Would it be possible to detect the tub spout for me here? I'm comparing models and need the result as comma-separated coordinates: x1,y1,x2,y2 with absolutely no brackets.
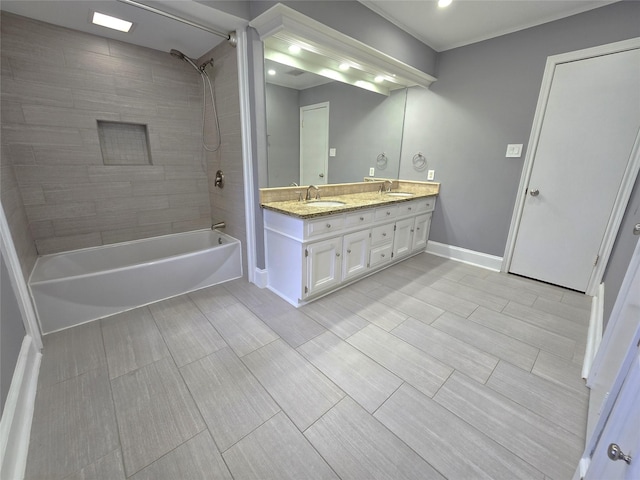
212,222,226,230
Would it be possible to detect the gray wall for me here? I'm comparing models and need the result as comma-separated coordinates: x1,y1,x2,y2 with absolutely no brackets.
249,1,438,76
1,251,26,414
399,1,640,258
266,83,300,186
1,12,211,255
299,84,405,184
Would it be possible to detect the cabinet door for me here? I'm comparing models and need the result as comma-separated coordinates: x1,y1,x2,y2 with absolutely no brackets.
305,237,342,297
393,217,414,259
342,229,370,281
411,213,432,252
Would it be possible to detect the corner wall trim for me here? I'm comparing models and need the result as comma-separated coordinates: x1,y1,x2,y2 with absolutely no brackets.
253,268,268,288
582,282,605,380
0,335,41,479
426,241,503,271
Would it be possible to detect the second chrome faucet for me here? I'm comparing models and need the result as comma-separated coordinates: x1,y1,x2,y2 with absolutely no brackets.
306,185,320,200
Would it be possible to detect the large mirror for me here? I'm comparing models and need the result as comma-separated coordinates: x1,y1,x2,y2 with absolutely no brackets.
265,60,407,187
251,3,436,188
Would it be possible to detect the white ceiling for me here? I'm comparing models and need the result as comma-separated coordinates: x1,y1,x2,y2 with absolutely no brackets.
361,0,619,52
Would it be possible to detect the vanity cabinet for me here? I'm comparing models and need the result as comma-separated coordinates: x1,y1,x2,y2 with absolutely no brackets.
264,196,436,306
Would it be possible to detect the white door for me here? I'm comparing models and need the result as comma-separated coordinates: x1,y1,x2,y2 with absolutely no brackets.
305,237,341,297
342,229,370,281
411,213,431,252
392,218,414,259
300,102,329,186
510,48,640,292
584,351,640,480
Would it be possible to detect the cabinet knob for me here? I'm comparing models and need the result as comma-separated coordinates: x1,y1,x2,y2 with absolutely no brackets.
381,253,385,258
336,253,340,257
359,217,364,221
326,223,331,228
386,211,391,215
347,249,352,254
382,232,386,237
416,227,421,231
408,207,412,210
411,229,414,233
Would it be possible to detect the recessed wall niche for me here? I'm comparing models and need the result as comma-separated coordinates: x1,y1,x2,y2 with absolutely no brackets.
97,120,152,166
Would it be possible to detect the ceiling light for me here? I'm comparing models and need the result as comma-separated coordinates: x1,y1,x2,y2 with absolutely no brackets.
288,45,301,54
92,12,133,32
267,69,276,76
338,63,350,71
438,0,452,7
374,76,384,83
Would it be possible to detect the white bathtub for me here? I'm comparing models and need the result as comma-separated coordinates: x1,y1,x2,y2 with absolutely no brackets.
29,229,242,334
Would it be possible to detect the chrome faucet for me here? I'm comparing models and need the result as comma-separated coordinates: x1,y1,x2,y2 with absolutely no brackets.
383,179,393,192
306,185,320,200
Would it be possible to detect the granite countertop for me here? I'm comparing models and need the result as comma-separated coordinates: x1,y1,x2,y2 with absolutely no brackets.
261,190,437,219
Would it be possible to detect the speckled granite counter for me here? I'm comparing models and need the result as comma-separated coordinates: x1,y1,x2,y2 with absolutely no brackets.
260,180,439,219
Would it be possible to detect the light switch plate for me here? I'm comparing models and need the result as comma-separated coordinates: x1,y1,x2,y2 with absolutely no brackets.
329,148,336,157
427,170,435,181
506,144,523,158
369,167,375,176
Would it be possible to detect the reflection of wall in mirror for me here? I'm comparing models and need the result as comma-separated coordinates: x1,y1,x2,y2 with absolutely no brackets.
265,81,406,187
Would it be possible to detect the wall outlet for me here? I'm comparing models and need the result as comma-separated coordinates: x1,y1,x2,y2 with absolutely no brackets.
329,148,336,157
506,144,523,157
427,170,435,181
369,167,375,176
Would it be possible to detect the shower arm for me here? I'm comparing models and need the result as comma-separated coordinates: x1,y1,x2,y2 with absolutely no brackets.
117,0,237,46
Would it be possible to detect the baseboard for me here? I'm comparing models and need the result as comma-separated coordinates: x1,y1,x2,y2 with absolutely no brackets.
0,335,41,479
253,267,268,288
582,282,604,381
426,241,503,272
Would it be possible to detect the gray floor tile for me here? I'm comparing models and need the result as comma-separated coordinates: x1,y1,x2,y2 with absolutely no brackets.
306,397,444,480
300,294,370,339
297,331,402,413
432,311,540,371
561,290,593,310
64,448,125,480
503,301,587,344
180,347,280,452
392,317,498,383
188,284,240,313
333,289,409,331
459,274,538,305
485,271,564,302
247,304,325,348
366,284,446,324
25,367,118,480
224,278,282,310
101,307,169,379
202,302,279,357
487,361,588,437
398,282,480,318
130,431,232,480
242,339,345,430
434,371,583,480
468,306,576,359
347,324,453,397
532,350,589,396
149,295,227,367
429,277,508,312
533,296,591,325
37,321,106,388
223,412,338,480
111,357,206,476
375,384,544,480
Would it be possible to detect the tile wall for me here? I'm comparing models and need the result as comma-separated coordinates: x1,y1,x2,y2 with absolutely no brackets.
1,12,213,255
199,41,248,275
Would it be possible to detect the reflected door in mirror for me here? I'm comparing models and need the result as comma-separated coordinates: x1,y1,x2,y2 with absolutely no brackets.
300,102,329,185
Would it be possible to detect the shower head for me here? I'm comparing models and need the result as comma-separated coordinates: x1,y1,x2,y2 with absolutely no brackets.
169,49,201,73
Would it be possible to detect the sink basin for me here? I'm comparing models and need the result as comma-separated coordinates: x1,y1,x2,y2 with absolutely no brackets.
306,200,346,207
385,192,415,197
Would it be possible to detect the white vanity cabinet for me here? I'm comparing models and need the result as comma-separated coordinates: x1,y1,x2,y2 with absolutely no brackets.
263,196,436,306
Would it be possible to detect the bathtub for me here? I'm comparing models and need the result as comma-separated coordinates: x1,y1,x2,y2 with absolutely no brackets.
29,229,242,334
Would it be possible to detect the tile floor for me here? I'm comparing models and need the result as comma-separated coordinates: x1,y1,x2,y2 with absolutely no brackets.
25,253,591,480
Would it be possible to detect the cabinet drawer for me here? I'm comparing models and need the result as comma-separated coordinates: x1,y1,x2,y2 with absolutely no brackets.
369,243,393,267
345,210,374,227
371,223,394,246
307,215,344,238
414,197,436,213
375,205,398,221
397,200,421,217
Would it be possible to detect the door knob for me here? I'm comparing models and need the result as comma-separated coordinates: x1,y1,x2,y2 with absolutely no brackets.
319,173,324,178
633,223,640,236
608,443,632,464
529,189,540,197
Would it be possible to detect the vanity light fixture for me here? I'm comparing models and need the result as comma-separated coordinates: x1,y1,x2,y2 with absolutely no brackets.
288,44,301,54
267,69,276,76
374,75,384,83
338,63,350,71
92,11,133,32
438,0,452,7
